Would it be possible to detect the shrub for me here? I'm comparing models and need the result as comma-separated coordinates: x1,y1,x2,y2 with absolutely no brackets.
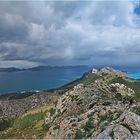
75,129,85,139
102,101,112,106
100,122,108,132
87,112,94,118
83,118,94,132
99,113,113,122
115,93,122,100
53,124,60,130
72,123,77,127
133,107,140,116
49,108,56,116
44,123,50,132
0,119,13,131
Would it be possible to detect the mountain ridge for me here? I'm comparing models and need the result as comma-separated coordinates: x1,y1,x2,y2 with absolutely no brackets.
0,65,88,72
0,67,140,139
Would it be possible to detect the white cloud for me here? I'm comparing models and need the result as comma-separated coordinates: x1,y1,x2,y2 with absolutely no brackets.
0,1,140,67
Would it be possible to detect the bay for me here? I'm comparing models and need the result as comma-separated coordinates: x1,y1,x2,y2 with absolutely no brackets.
0,66,91,95
0,66,140,95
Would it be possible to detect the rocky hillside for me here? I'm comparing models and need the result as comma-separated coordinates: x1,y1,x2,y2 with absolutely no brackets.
1,67,140,139
45,67,140,139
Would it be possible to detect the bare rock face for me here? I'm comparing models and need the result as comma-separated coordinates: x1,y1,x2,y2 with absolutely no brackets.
120,111,140,132
92,67,126,77
95,124,132,140
113,125,132,140
110,83,135,97
94,111,140,140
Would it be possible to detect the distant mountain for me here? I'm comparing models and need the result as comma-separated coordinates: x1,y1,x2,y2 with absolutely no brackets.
0,67,22,72
0,65,88,72
28,65,88,71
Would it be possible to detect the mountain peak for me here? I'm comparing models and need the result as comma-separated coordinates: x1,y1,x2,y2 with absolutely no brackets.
91,67,126,77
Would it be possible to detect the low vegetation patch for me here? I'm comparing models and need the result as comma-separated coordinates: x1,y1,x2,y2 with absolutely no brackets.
132,106,140,116
75,129,85,139
99,112,114,131
99,113,113,122
0,118,13,131
44,123,50,132
13,111,45,129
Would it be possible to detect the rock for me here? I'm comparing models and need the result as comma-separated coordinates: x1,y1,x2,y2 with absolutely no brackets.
113,125,132,139
92,68,98,74
110,83,135,97
121,111,140,132
94,126,113,139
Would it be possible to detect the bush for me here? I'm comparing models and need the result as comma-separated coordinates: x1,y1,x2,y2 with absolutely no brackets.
100,122,108,132
102,101,112,106
83,118,94,132
99,113,113,122
44,123,50,132
133,107,140,116
53,124,60,130
49,108,56,116
75,129,85,139
87,112,94,118
0,119,13,131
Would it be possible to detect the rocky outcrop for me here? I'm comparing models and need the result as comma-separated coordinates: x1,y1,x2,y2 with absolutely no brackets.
44,68,138,139
92,67,126,77
95,111,140,139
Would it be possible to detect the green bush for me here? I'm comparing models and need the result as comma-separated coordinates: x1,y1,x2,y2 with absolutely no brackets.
83,118,94,132
44,123,50,132
0,119,13,131
87,112,94,118
100,122,108,132
99,113,113,122
115,93,122,100
49,108,56,116
75,129,85,139
133,107,140,116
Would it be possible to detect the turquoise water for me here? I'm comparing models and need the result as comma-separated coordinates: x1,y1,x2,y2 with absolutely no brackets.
0,66,139,95
127,71,140,79
117,67,140,79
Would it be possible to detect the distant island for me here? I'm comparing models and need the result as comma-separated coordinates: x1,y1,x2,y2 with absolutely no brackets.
0,65,88,72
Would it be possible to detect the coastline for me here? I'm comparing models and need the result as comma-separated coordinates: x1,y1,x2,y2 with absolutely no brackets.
0,67,140,99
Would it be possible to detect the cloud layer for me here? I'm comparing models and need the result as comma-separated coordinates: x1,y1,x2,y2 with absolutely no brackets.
0,1,140,68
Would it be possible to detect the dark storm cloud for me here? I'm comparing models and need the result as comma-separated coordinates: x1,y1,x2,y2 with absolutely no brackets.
0,1,140,68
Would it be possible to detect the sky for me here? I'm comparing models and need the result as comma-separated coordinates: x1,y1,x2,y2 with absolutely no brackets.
0,1,140,68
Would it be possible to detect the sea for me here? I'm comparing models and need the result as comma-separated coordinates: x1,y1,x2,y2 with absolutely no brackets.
0,66,139,95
